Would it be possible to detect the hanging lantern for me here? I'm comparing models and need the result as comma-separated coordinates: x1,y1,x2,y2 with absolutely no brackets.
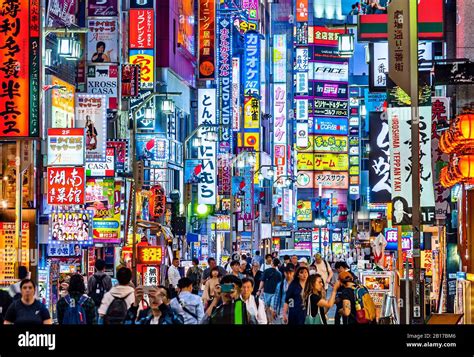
338,32,354,58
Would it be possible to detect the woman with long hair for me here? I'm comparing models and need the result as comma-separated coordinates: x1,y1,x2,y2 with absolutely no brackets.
303,273,341,325
282,266,309,325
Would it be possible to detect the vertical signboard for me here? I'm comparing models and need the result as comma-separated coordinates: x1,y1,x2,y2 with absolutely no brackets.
273,35,287,83
197,89,217,204
348,94,360,198
369,112,391,203
51,76,76,128
217,16,233,153
273,84,287,182
243,31,260,96
129,9,154,49
87,65,118,109
0,0,40,137
47,167,86,205
198,0,216,80
232,58,240,131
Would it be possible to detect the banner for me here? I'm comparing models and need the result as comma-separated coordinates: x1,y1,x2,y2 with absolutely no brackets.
197,89,217,204
47,0,76,27
369,111,391,203
297,153,348,171
87,65,118,109
217,16,233,153
297,134,348,153
47,128,85,166
87,18,118,63
121,64,140,97
129,9,154,49
309,117,348,135
431,97,450,219
47,167,85,205
311,99,348,117
75,94,107,162
312,62,349,82
198,0,215,80
388,104,435,225
244,97,260,128
0,0,40,137
243,31,260,96
107,139,128,173
88,0,117,16
296,171,349,189
85,179,122,243
86,147,115,177
51,76,75,128
50,211,92,244
129,50,154,89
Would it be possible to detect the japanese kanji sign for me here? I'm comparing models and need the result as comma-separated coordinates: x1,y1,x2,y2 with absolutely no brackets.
309,26,343,46
0,0,40,137
137,246,162,265
297,153,348,171
129,49,154,89
149,184,166,218
197,88,217,204
296,134,348,153
296,171,349,189
369,112,391,203
198,0,215,80
47,167,86,205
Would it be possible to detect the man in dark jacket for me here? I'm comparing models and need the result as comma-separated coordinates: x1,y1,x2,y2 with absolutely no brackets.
124,286,183,325
87,259,113,308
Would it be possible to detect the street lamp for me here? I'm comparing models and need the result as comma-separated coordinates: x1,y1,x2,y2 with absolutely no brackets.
161,98,175,115
338,32,355,58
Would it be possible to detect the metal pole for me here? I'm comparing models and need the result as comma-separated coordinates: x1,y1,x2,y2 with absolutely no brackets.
409,1,422,324
14,141,22,278
131,109,138,285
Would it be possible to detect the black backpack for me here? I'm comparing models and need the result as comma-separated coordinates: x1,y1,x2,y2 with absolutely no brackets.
104,292,133,325
89,274,106,307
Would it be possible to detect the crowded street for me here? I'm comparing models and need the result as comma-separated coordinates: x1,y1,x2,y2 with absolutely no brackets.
0,0,473,340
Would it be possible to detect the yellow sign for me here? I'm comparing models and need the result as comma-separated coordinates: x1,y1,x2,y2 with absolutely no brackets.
130,50,155,87
296,201,312,221
297,135,348,153
297,153,349,171
421,250,433,276
242,132,260,183
51,76,75,128
244,97,260,129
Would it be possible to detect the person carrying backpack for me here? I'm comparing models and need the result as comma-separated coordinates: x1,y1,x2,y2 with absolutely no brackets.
87,259,113,309
338,271,377,325
57,274,96,325
98,267,135,324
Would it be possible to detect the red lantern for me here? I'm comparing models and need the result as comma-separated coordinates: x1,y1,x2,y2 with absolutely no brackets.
149,185,166,218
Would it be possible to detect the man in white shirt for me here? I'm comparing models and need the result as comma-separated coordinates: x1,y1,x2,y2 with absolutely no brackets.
311,253,333,286
259,254,273,272
167,258,182,293
241,277,267,324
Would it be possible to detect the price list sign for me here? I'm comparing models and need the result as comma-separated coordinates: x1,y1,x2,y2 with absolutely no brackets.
0,223,29,283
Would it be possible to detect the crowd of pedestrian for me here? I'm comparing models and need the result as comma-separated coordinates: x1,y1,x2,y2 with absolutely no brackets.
1,251,376,325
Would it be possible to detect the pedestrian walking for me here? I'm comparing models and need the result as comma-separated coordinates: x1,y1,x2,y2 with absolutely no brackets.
241,277,266,324
170,278,205,324
202,267,221,309
87,259,113,309
270,263,295,324
303,274,341,325
282,266,309,325
57,274,96,325
186,258,203,295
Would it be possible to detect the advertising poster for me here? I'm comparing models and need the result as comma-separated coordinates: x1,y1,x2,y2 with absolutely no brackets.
0,223,29,282
47,0,76,27
88,0,118,16
75,94,107,161
47,128,85,166
129,50,154,89
49,212,92,244
129,9,154,49
107,139,128,172
198,0,215,80
121,64,140,97
297,153,348,171
51,76,75,128
85,179,122,243
47,167,85,205
87,18,118,63
0,0,40,137
185,159,203,184
86,65,118,109
296,171,349,189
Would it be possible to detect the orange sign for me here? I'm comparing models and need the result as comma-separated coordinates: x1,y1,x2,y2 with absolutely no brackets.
296,0,309,22
0,0,40,137
198,0,215,79
137,246,163,265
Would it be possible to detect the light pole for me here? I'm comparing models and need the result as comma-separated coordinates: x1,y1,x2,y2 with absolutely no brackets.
130,91,180,284
314,184,327,255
